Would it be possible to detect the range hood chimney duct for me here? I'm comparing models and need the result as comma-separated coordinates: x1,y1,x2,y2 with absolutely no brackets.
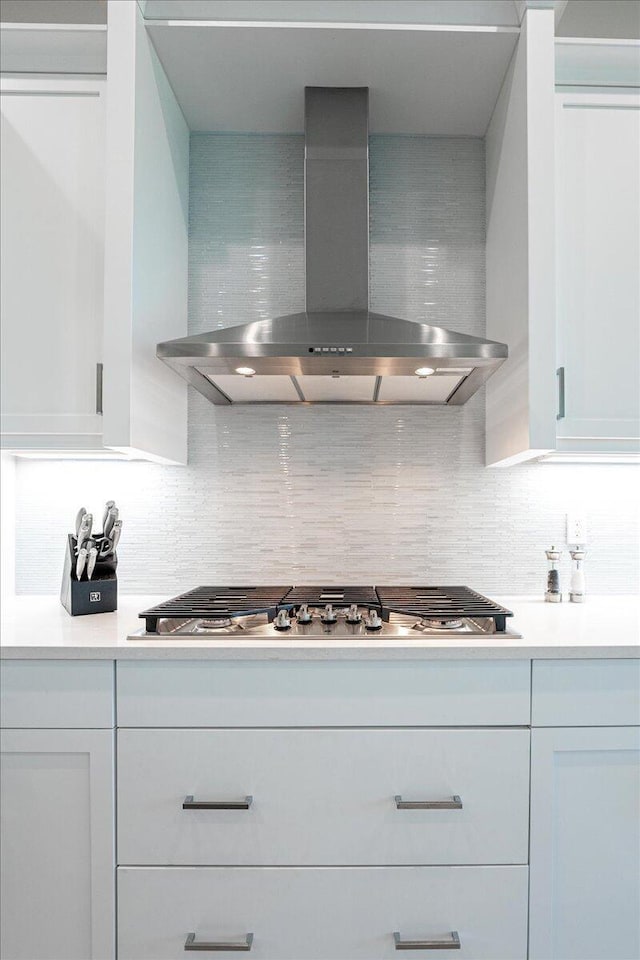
305,87,369,313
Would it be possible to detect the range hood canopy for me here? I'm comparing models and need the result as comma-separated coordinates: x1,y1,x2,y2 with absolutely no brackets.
158,87,507,405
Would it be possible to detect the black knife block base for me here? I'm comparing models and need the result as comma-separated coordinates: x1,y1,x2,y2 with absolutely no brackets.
60,534,118,616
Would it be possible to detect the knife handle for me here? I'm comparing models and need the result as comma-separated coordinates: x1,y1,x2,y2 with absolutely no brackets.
102,500,115,531
86,547,98,581
104,507,118,538
76,548,88,580
75,508,87,537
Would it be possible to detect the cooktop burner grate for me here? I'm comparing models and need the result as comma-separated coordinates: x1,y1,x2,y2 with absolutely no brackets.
140,586,292,633
139,585,513,634
281,586,380,608
375,586,513,632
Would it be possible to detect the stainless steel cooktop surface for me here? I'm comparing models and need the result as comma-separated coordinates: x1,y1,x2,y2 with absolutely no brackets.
133,587,519,640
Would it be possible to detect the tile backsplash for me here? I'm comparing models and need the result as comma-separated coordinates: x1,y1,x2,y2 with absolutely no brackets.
13,134,639,595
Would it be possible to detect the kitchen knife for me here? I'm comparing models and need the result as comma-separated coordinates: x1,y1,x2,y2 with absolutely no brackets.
75,507,87,537
86,546,98,581
104,506,119,539
76,513,93,553
101,500,115,531
76,547,88,580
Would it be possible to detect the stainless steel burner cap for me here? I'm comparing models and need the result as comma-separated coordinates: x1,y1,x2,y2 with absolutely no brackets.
196,618,234,631
420,618,464,630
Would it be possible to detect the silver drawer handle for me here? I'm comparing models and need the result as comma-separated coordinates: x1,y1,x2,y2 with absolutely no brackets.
394,931,461,951
395,795,462,810
185,932,253,952
183,795,253,810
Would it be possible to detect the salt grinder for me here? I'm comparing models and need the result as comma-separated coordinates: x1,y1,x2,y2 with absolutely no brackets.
545,546,562,602
569,548,586,603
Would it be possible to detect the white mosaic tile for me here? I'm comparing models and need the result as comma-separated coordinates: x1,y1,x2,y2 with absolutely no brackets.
13,134,639,595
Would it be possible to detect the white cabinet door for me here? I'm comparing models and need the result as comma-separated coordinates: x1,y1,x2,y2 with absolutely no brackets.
0,77,105,452
529,726,640,960
0,728,115,960
555,91,640,453
119,864,529,960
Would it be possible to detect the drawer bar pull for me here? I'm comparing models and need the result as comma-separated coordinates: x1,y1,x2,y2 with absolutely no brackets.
395,795,462,810
394,931,461,951
183,795,253,810
185,932,253,952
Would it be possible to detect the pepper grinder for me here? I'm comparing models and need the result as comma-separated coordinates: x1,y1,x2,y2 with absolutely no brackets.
545,547,562,602
569,548,586,603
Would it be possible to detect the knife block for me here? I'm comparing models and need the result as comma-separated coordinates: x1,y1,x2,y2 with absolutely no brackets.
60,534,118,616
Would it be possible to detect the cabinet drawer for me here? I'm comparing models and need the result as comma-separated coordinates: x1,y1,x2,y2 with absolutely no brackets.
118,865,528,960
116,660,530,727
118,728,529,866
532,659,640,726
0,660,114,728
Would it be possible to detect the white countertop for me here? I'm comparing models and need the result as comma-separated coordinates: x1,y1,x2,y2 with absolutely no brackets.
1,594,638,659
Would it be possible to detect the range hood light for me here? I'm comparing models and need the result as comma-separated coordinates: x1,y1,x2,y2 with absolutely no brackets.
415,367,435,378
235,367,256,377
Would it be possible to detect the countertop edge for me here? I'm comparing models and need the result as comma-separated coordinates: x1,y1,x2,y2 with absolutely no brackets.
2,643,639,661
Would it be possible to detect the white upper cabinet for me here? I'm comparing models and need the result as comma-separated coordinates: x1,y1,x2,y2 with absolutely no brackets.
486,33,640,465
0,10,188,463
555,89,640,451
0,77,106,452
3,3,637,464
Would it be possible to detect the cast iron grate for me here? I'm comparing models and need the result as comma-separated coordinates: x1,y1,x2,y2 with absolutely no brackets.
140,586,293,633
375,585,513,632
281,586,380,608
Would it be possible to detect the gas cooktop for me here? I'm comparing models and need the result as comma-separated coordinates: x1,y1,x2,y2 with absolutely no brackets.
135,586,517,639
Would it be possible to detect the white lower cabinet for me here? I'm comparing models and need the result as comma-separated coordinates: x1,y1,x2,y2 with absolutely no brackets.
529,726,640,960
0,728,115,960
118,865,528,960
115,659,530,959
6,655,637,959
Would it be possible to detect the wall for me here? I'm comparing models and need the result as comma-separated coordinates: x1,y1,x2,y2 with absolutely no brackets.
12,134,639,595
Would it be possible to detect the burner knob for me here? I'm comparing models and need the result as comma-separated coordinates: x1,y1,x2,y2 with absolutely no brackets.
321,603,337,624
365,608,383,631
346,603,362,624
274,610,291,631
296,604,312,624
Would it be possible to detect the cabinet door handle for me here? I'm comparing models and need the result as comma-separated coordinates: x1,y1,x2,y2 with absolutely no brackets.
394,931,460,951
183,795,253,810
395,795,462,810
95,362,104,415
557,366,565,420
185,932,253,952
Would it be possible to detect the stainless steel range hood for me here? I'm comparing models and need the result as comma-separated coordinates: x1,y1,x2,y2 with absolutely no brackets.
158,87,507,405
